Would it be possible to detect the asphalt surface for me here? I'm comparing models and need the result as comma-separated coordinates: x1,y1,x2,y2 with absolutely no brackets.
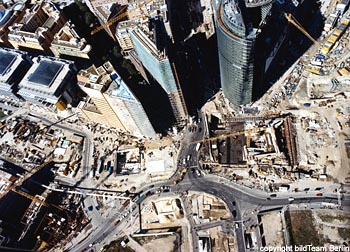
6,106,349,252
39,110,350,252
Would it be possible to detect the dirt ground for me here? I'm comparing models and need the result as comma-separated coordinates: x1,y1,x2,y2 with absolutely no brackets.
313,209,350,245
286,209,350,246
141,235,177,252
286,210,322,246
208,226,236,252
261,212,284,246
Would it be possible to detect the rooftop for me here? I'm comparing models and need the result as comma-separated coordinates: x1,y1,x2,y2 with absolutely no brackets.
107,71,136,101
0,51,16,75
19,56,73,93
77,63,113,91
27,61,63,87
0,48,30,85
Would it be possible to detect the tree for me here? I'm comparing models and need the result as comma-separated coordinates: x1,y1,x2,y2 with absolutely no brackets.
112,46,122,59
122,60,138,76
84,12,94,26
74,0,89,12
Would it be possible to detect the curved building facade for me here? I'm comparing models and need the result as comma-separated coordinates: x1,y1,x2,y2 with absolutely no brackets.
214,0,274,106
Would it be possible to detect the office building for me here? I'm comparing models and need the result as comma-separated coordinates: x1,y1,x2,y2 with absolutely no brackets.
0,3,26,47
50,21,92,59
0,47,32,99
7,1,66,54
127,49,149,83
17,56,78,110
130,22,188,122
213,0,287,106
78,62,156,139
115,20,137,52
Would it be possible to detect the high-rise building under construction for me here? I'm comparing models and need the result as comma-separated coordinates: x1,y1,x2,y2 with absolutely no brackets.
213,0,288,106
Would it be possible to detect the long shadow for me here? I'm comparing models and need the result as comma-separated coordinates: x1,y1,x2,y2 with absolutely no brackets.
63,3,176,133
166,0,220,114
253,0,325,100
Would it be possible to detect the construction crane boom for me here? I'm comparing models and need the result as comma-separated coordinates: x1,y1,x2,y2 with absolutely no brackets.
13,188,49,207
0,158,53,200
91,11,128,35
190,127,266,145
284,13,317,44
90,0,153,36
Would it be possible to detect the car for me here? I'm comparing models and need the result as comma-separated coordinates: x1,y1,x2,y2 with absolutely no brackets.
232,201,236,206
232,210,237,217
87,205,93,211
270,194,277,197
288,197,294,202
235,223,239,229
266,198,271,201
316,193,323,197
315,187,324,191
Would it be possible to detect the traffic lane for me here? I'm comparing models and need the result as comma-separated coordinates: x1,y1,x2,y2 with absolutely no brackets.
28,114,106,226
189,177,266,205
188,177,246,251
188,174,346,208
71,206,135,252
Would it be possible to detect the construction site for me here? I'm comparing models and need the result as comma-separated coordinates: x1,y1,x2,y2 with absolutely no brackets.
0,114,89,250
130,191,236,252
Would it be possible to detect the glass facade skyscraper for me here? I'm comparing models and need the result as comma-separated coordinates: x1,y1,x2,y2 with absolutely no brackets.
130,27,188,122
213,0,274,106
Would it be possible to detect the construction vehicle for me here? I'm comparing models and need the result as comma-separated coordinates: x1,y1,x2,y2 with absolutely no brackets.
284,13,317,44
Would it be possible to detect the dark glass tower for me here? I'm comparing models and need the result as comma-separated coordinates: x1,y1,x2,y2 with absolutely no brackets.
213,0,275,106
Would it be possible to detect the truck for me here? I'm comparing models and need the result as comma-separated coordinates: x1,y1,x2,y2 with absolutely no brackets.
89,169,95,178
135,193,146,204
195,143,201,151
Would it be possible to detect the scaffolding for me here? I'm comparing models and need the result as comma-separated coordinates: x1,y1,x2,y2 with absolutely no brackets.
171,63,188,122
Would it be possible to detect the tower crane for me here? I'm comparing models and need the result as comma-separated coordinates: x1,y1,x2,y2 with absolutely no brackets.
13,188,50,207
0,158,53,200
284,13,317,44
190,127,267,145
90,0,153,36
91,10,128,35
91,5,128,35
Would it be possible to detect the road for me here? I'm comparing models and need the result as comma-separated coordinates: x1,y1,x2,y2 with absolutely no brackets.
50,109,349,252
6,106,349,251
